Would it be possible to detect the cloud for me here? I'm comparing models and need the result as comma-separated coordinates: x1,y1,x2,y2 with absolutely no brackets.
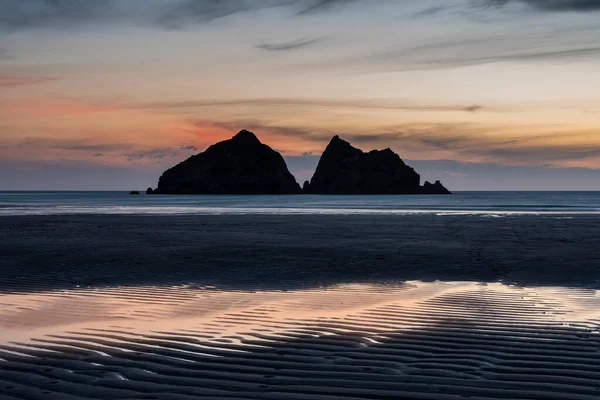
9,137,129,153
189,118,600,185
125,148,181,162
406,127,600,164
481,144,600,162
197,118,600,168
141,98,489,114
155,0,260,28
295,0,360,15
62,143,125,152
0,0,374,31
179,145,199,151
486,0,600,11
204,119,408,148
464,105,483,112
0,0,116,31
0,75,57,88
299,37,600,73
411,5,452,17
156,0,374,28
256,36,325,51
0,97,125,116
4,137,198,164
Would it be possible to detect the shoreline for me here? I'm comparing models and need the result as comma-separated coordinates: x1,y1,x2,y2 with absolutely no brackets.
1,209,599,216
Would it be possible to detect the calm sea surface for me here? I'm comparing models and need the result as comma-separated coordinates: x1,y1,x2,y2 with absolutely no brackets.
0,191,599,215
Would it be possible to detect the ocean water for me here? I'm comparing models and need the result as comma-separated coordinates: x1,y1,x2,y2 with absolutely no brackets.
0,191,599,215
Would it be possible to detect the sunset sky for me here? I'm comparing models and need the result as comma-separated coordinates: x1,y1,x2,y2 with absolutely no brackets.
1,0,600,190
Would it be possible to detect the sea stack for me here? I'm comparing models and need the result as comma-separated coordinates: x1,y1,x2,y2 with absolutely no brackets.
305,136,450,194
150,130,301,194
422,180,452,195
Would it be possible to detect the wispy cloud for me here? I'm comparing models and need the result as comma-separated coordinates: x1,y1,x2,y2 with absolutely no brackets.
125,148,180,162
295,0,361,15
405,127,600,164
0,0,116,31
179,145,198,151
257,36,325,51
140,97,487,113
10,137,129,153
0,0,373,31
0,74,56,88
486,0,600,12
201,119,422,149
155,0,372,27
295,35,600,73
189,118,600,167
411,5,452,17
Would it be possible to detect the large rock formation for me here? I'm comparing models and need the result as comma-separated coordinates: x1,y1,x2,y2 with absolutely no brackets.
305,136,450,194
151,130,301,194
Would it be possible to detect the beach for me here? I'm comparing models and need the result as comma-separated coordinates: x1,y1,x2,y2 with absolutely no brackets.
2,214,600,399
1,214,600,291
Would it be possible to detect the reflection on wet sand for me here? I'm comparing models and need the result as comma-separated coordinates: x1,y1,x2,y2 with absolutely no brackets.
2,282,600,399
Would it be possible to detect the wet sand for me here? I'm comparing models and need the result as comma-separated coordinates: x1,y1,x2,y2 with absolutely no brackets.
2,214,600,399
3,282,600,400
1,214,600,291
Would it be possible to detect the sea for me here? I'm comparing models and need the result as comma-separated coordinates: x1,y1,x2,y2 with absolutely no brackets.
0,191,599,215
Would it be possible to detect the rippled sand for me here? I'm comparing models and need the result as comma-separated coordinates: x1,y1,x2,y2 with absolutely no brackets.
2,281,600,399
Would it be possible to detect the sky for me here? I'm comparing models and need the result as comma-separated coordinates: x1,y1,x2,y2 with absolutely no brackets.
1,0,600,190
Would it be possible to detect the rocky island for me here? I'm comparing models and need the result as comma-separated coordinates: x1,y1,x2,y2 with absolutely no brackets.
148,130,450,195
150,130,301,194
304,136,450,194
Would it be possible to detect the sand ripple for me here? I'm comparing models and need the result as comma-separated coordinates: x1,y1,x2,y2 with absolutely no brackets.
2,282,600,399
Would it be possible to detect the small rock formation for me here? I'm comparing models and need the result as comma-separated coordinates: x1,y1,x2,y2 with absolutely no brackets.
145,187,154,195
150,130,301,194
305,135,450,194
129,191,141,195
302,180,310,192
422,180,452,195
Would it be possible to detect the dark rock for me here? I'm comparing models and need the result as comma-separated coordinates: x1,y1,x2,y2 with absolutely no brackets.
305,136,450,194
129,191,141,195
145,187,154,195
302,180,310,192
305,136,422,194
152,130,301,194
422,180,452,194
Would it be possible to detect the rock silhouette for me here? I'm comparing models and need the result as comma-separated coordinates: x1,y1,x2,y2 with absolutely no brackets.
422,180,452,195
305,136,450,194
302,180,310,192
151,130,301,194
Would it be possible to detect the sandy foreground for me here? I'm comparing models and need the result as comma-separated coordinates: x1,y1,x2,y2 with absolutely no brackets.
1,214,600,399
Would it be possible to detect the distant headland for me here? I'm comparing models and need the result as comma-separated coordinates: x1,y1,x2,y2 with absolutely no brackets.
147,130,450,195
